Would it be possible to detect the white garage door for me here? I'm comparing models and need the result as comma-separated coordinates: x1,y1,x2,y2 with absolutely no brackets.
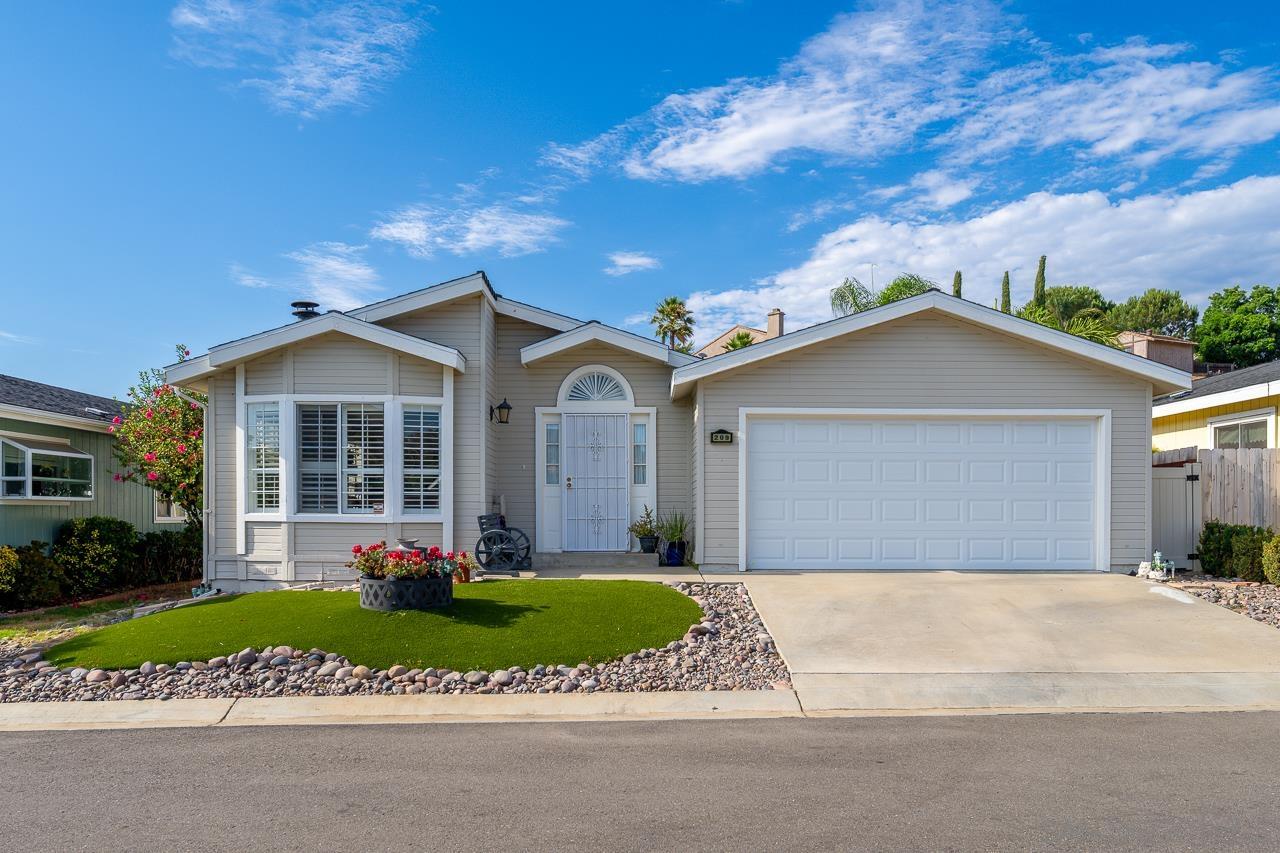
746,416,1098,571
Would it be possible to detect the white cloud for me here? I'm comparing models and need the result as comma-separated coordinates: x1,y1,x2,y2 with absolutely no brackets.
686,175,1280,340
170,0,427,118
545,1,1280,184
0,330,36,345
873,169,978,211
604,251,662,276
622,312,651,329
371,203,568,258
231,242,381,311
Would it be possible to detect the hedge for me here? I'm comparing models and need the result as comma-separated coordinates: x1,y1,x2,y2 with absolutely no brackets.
1199,521,1273,581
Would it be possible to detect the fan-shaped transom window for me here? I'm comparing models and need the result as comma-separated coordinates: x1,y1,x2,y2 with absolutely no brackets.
566,372,628,402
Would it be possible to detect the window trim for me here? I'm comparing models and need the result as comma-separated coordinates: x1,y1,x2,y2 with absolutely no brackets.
632,421,647,485
1208,407,1275,450
0,435,94,503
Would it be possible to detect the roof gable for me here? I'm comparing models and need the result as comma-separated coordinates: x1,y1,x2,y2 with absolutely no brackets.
347,271,579,332
671,291,1191,398
521,321,701,368
1153,358,1280,415
165,312,465,385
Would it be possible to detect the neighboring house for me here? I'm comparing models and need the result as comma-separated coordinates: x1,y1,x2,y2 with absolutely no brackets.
695,309,785,358
166,275,1188,590
0,374,180,547
1117,331,1194,373
1153,359,1280,451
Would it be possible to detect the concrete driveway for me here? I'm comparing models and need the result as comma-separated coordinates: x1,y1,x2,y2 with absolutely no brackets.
744,572,1280,713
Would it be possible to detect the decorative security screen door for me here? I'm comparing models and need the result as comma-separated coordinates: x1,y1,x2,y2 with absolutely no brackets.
562,413,629,551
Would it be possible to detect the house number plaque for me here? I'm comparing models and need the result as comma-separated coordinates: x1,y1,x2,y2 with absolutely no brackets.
709,429,734,445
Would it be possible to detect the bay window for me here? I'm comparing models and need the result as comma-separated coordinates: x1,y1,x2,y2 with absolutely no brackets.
0,437,94,500
293,403,384,515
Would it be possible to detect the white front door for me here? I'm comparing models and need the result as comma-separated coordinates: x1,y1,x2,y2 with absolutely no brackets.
562,413,630,551
746,416,1099,570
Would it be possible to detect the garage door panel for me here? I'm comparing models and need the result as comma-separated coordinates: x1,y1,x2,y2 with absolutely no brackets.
747,416,1098,571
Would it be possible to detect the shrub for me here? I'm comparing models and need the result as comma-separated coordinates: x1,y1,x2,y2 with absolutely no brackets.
135,526,202,587
51,516,139,597
1198,521,1267,577
0,542,67,611
1231,528,1271,582
1263,536,1280,585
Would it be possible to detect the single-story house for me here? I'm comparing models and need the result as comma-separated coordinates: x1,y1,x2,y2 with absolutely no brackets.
166,273,1189,590
1153,359,1280,451
1,374,183,546
694,309,784,357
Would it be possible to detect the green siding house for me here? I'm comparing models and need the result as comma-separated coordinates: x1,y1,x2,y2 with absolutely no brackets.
1,374,181,547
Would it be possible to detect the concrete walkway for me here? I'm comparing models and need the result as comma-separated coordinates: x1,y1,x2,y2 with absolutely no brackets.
744,572,1280,713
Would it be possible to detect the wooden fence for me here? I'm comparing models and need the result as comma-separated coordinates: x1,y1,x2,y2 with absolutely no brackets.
1152,448,1280,571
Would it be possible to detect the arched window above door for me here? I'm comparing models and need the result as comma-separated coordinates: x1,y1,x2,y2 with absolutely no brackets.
557,365,634,405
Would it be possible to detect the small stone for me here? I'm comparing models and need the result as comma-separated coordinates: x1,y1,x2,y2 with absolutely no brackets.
110,671,128,688
269,655,290,666
316,661,342,677
139,661,157,676
70,668,88,681
334,666,354,680
351,665,372,680
208,656,228,668
463,670,487,685
155,663,171,674
273,646,294,658
424,676,442,688
236,647,258,665
85,669,109,683
387,665,408,679
490,670,513,687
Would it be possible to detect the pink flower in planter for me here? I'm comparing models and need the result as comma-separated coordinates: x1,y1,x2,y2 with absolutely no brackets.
352,545,363,555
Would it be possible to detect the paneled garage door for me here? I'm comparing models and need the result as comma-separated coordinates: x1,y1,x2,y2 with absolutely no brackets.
745,416,1099,571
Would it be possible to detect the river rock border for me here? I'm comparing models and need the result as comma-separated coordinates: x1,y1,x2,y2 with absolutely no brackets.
0,583,790,702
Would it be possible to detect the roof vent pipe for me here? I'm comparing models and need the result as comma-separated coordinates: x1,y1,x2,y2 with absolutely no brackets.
291,300,321,320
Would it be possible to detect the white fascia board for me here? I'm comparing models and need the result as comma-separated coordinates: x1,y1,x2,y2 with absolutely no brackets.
169,314,465,385
521,323,675,366
494,297,580,332
346,273,491,323
670,291,1192,398
1153,381,1278,418
0,403,115,433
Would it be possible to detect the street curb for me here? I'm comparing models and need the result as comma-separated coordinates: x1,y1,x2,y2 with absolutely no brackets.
0,690,803,732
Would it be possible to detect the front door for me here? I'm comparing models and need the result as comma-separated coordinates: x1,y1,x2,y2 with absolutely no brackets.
562,413,630,551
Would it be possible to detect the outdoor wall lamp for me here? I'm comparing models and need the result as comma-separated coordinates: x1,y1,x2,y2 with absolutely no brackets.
490,398,512,424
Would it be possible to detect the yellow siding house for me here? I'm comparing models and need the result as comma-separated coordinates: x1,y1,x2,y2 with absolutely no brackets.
1153,360,1280,451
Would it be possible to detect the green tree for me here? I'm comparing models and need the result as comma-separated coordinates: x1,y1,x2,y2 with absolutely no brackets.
722,330,757,352
1024,285,1114,328
1016,304,1119,348
952,270,962,298
1196,285,1280,367
1032,255,1047,307
1000,272,1011,313
830,276,877,316
1107,288,1198,339
877,273,936,305
111,345,206,527
650,296,695,349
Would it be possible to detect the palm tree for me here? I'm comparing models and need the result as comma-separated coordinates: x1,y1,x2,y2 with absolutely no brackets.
1017,304,1119,348
651,296,694,349
877,273,936,304
722,331,756,352
830,276,876,316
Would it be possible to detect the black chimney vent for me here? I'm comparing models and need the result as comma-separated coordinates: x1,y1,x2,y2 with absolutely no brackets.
291,300,321,320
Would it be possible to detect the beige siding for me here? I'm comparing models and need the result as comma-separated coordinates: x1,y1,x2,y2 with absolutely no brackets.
211,371,238,557
484,298,498,516
292,333,391,394
381,294,485,550
397,355,445,396
243,352,284,395
696,311,1153,571
490,316,693,548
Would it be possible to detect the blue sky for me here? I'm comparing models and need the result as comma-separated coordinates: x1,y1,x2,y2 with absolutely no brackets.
2,1,1279,396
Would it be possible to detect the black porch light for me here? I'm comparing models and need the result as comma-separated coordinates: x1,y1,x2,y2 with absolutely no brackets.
490,398,512,424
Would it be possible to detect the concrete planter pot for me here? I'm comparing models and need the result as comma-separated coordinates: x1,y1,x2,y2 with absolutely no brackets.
359,574,453,611
637,535,659,554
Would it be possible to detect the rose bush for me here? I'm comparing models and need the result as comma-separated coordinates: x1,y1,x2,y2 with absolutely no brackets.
111,344,206,526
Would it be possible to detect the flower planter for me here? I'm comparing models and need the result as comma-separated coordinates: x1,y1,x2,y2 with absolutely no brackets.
637,535,658,554
359,574,453,611
659,540,688,567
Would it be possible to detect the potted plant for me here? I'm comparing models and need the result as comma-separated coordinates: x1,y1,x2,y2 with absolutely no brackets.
628,505,659,554
453,551,479,584
349,542,455,611
657,510,690,567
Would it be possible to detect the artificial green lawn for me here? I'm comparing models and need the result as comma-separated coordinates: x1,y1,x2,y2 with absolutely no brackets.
44,580,702,672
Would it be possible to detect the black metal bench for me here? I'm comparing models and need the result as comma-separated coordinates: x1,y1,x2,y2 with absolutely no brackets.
475,513,531,573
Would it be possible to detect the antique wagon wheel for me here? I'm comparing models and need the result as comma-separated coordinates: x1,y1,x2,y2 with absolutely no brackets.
505,526,532,562
476,530,519,572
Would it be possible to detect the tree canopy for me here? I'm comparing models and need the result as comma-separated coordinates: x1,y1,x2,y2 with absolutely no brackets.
831,273,936,316
650,296,695,349
722,330,756,352
1026,285,1114,328
1107,288,1198,339
1196,285,1280,367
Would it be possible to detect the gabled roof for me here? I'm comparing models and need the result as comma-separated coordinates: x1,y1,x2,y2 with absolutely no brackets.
521,321,701,368
347,271,580,332
0,374,124,431
670,290,1191,398
695,324,768,358
165,311,465,385
1153,358,1280,416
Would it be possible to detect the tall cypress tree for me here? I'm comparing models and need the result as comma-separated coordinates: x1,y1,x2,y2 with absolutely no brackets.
952,270,962,298
1000,271,1011,313
1033,255,1047,307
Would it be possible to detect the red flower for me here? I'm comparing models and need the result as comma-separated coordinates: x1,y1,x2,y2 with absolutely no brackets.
445,551,455,560
177,444,187,453
352,544,363,554
112,473,122,482
144,452,156,462
112,416,122,425
144,409,154,419
146,471,158,481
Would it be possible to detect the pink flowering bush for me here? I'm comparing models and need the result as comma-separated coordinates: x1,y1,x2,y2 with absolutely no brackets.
111,344,206,527
347,542,471,580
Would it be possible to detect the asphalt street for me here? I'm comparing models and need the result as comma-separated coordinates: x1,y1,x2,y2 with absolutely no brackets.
2,711,1278,852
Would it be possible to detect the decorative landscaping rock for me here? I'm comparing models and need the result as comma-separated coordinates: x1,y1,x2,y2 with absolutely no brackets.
1167,577,1280,630
0,583,789,702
